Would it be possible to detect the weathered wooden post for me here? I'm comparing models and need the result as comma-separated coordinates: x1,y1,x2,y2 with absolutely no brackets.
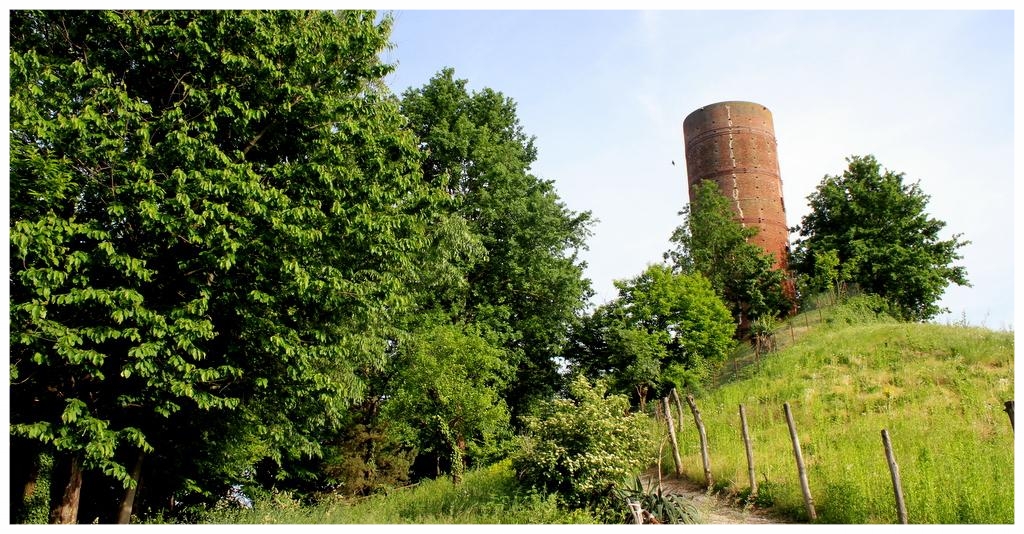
686,394,713,488
627,500,644,524
783,402,817,521
881,429,908,524
671,388,685,432
663,397,684,477
739,404,757,497
656,437,666,490
1004,400,1014,430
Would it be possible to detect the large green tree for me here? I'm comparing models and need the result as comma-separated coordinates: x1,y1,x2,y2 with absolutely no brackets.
399,68,594,418
9,10,448,522
567,264,735,405
665,179,793,326
383,324,512,483
791,155,969,321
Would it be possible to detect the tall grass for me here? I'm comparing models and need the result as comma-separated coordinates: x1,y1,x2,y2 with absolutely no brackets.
663,305,1014,523
196,459,601,524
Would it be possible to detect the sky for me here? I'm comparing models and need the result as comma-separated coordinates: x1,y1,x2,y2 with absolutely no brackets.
377,6,1016,329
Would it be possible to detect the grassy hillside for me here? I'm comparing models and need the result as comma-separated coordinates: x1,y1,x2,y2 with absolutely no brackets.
191,299,1013,525
666,302,1014,523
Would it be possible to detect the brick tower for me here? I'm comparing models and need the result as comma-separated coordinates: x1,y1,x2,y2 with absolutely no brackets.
682,101,790,270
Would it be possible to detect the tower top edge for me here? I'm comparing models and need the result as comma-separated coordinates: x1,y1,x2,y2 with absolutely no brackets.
683,101,772,124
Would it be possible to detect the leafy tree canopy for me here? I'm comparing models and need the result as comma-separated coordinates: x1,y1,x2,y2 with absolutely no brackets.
383,324,513,482
567,264,735,404
665,180,793,325
9,9,451,521
792,155,969,321
399,68,594,417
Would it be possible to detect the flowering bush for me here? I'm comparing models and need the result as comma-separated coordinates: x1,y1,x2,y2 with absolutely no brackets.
512,375,655,509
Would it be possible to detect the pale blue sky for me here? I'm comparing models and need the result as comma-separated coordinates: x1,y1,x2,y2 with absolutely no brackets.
382,9,1015,329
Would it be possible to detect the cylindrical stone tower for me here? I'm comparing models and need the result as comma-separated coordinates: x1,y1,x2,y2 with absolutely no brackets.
682,101,789,270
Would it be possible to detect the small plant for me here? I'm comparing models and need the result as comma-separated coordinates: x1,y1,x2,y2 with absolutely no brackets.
613,476,698,524
737,477,776,509
749,314,778,355
951,310,970,328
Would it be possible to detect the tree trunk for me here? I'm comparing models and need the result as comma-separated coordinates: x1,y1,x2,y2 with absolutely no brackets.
452,435,466,484
50,453,83,524
22,461,40,511
116,451,146,524
13,446,56,524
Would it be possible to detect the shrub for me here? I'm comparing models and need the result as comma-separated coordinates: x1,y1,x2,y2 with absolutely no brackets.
511,375,656,509
825,294,897,326
321,421,415,497
737,478,777,509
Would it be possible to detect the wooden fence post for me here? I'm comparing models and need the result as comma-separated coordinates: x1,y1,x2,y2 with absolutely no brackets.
1004,400,1014,431
671,388,685,433
656,437,666,490
881,429,908,524
686,394,713,488
627,500,644,524
739,404,757,497
663,397,684,477
783,402,817,521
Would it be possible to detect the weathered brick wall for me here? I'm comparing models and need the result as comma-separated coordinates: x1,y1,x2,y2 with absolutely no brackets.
682,101,790,270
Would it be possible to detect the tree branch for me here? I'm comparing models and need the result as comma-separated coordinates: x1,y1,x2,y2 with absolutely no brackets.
242,125,270,157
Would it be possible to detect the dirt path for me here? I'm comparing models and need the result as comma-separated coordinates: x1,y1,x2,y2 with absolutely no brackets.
640,472,789,524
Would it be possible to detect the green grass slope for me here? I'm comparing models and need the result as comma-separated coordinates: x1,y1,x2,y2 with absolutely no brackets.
670,305,1014,523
